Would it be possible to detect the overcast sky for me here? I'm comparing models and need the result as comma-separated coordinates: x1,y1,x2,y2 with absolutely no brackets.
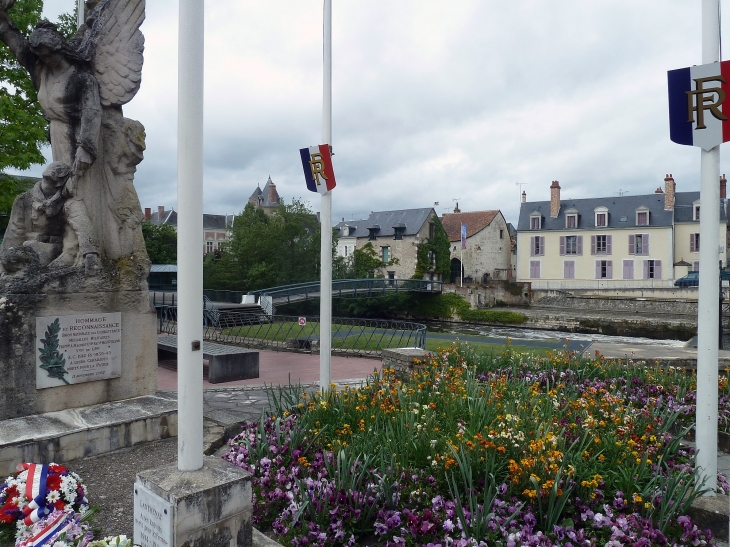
10,1,730,226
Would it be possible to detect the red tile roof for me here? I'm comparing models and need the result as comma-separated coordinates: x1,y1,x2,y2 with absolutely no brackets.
441,210,500,242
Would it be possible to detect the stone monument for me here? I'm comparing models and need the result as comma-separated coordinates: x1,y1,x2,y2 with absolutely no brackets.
0,0,157,420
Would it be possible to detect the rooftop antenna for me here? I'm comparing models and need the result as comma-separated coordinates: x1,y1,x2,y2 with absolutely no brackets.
516,181,528,202
615,189,627,196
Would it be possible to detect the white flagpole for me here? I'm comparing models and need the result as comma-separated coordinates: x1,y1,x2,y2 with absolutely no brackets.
320,0,333,393
76,0,84,28
696,0,720,492
177,0,205,472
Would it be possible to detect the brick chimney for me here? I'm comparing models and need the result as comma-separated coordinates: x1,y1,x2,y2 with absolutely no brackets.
268,181,277,205
664,174,675,210
521,191,526,203
144,207,151,220
550,180,561,217
721,174,727,199
453,202,461,213
158,205,165,220
654,187,663,194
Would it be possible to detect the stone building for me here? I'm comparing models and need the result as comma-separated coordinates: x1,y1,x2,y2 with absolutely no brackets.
440,205,513,284
335,208,441,280
516,176,728,289
144,206,235,256
248,176,281,215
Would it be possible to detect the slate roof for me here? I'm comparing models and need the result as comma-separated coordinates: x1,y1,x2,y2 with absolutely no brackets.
148,210,234,230
335,208,436,238
441,210,500,242
516,192,727,231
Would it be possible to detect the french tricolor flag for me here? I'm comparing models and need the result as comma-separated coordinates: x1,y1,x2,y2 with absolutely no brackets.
668,60,730,150
299,144,336,195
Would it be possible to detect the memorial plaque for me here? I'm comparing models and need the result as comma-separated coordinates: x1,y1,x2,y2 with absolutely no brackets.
35,312,122,389
134,482,173,547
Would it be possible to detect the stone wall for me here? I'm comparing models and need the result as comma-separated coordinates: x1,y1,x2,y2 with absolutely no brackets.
532,291,698,315
449,215,513,282
444,281,531,308
381,347,430,378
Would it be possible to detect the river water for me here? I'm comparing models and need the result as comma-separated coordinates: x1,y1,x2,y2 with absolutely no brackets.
425,321,687,348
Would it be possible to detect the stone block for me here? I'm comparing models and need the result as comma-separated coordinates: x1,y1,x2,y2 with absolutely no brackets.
382,347,430,379
0,291,157,420
136,457,253,547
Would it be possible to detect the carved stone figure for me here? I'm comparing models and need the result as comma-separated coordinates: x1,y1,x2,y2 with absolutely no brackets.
0,0,148,287
0,161,98,273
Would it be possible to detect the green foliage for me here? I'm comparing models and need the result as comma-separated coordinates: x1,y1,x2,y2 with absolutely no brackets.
141,222,177,264
0,0,47,171
413,215,450,280
38,318,69,384
0,172,34,233
205,200,320,292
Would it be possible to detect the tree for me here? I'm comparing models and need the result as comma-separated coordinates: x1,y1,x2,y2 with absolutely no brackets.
0,172,34,233
351,242,397,278
204,200,321,292
141,222,177,264
413,215,450,280
0,0,58,172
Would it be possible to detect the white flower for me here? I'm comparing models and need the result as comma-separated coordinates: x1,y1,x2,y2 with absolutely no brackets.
46,490,61,504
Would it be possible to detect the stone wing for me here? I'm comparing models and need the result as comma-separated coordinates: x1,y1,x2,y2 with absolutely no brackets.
79,0,145,107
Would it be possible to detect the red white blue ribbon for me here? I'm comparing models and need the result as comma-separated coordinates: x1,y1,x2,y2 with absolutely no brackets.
17,510,74,547
21,463,50,525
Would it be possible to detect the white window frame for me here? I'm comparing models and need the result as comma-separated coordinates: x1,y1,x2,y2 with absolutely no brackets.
530,214,542,230
636,207,649,226
595,260,612,279
690,233,700,253
565,209,578,229
693,201,701,221
594,206,608,228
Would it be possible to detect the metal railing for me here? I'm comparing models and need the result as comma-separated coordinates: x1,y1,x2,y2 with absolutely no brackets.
248,278,443,306
157,307,427,357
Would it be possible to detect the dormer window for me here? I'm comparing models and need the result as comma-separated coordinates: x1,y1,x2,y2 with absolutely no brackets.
368,226,380,240
694,202,701,221
530,213,542,230
636,207,649,226
594,207,608,228
394,225,406,240
565,208,578,229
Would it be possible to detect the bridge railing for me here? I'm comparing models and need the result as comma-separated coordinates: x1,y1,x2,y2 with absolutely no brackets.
157,306,427,357
248,278,443,304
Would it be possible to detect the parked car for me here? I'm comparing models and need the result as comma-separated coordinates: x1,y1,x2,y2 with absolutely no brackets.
674,271,699,287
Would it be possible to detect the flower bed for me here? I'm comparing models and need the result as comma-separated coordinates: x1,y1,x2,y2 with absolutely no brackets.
225,344,724,547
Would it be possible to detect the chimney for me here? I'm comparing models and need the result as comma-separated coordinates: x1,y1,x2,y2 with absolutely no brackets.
158,205,165,220
521,191,526,203
550,180,561,217
144,207,151,220
453,202,461,213
721,174,727,199
654,187,663,194
664,174,675,210
268,181,277,205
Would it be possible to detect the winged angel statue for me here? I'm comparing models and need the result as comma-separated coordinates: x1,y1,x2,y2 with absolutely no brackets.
0,0,149,283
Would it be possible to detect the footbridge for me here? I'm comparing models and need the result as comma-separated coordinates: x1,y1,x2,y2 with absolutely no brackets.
246,278,443,309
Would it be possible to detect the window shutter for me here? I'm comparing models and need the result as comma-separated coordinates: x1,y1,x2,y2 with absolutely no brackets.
644,233,650,255
577,236,583,255
694,261,700,271
655,260,661,279
595,261,601,279
607,261,613,279
530,237,535,256
540,237,545,256
643,260,649,279
591,235,596,255
564,261,570,279
606,235,612,255
560,236,565,256
690,234,695,252
628,235,635,255
623,260,633,280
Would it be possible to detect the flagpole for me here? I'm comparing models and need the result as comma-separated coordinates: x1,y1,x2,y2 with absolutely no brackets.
320,0,332,393
177,0,205,472
696,0,720,492
77,0,84,27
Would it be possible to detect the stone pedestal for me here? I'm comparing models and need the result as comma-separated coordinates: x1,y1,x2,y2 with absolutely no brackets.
135,457,253,547
0,288,157,420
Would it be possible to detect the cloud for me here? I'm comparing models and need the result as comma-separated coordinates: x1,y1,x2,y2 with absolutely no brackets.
7,0,721,226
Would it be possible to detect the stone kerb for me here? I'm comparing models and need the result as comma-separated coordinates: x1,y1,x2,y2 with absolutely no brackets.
0,289,157,421
381,347,430,379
